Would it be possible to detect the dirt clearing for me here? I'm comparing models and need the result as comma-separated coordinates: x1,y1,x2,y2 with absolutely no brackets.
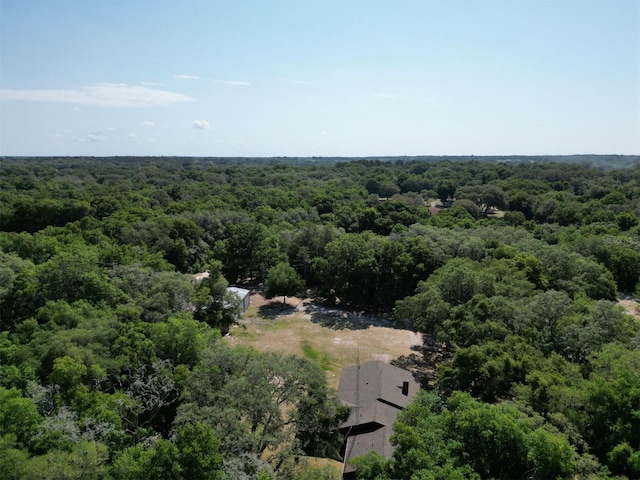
225,293,423,389
619,294,639,320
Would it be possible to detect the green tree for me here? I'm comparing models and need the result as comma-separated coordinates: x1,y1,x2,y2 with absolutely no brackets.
616,210,639,231
214,222,272,282
110,439,181,480
176,344,345,468
25,441,108,480
395,284,450,337
108,267,195,323
517,290,572,355
0,434,29,480
264,262,304,305
512,353,587,429
0,387,42,450
193,262,242,334
175,422,224,480
49,355,87,391
456,184,506,214
349,451,391,480
608,247,640,292
430,205,477,228
560,300,637,363
512,253,548,289
0,250,28,309
314,232,379,306
584,344,640,477
435,181,457,206
387,390,576,480
440,294,514,348
438,335,542,402
221,454,275,480
437,258,486,306
150,314,218,368
608,442,640,479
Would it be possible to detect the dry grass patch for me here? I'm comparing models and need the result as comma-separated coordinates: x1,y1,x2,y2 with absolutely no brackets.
225,294,423,389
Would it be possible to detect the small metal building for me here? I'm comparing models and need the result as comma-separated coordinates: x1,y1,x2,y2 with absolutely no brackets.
227,286,251,312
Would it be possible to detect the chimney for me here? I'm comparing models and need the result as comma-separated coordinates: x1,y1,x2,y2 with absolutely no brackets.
402,381,409,396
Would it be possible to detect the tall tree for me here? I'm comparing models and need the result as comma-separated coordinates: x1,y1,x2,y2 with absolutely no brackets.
264,262,304,305
176,344,346,468
193,261,242,334
381,390,577,480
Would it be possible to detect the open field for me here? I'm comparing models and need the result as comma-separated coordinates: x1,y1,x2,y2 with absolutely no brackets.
225,292,640,391
225,293,424,389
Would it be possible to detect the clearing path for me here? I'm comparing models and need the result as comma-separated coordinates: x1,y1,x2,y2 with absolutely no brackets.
225,293,423,389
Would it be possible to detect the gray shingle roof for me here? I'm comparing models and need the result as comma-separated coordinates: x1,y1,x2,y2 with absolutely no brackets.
337,360,418,478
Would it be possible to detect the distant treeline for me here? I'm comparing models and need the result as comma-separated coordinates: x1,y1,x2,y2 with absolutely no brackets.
2,154,639,168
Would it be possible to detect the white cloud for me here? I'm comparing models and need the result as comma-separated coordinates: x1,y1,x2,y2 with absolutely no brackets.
72,132,107,143
0,83,194,107
174,75,200,80
140,120,156,127
214,80,251,86
191,120,210,130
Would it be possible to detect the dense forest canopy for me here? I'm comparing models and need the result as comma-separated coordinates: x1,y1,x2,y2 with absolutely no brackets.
0,156,639,479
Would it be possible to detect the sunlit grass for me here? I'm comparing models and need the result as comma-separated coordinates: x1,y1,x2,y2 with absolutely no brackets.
301,340,333,371
228,327,256,341
226,299,421,389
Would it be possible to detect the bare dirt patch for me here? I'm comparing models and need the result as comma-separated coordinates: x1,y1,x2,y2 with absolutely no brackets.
618,294,640,320
225,293,424,389
192,272,210,282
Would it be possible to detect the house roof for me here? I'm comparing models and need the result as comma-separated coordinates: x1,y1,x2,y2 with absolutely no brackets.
337,360,419,477
338,360,417,428
227,286,250,300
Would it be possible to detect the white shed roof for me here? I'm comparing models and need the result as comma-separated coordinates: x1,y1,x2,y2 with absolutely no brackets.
227,287,250,299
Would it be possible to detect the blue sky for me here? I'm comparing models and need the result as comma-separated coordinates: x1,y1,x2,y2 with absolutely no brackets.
1,0,638,157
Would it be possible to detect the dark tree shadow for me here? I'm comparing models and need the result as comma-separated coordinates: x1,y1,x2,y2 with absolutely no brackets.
391,335,451,388
305,302,403,331
258,301,297,319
